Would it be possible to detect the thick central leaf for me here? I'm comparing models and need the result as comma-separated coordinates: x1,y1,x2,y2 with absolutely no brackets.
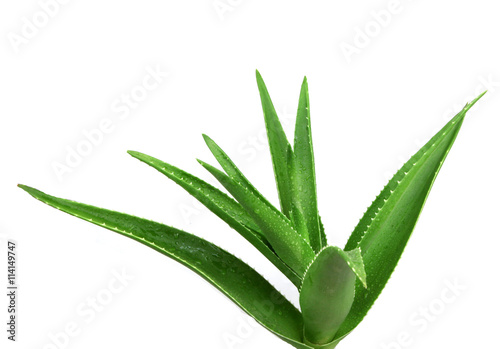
300,246,366,346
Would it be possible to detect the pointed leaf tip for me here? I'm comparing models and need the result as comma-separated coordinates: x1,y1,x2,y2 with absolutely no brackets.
255,71,295,220
345,248,367,288
18,184,38,195
464,90,487,113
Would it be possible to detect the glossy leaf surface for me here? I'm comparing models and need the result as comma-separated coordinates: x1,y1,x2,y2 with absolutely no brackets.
256,70,294,218
18,185,306,345
127,150,302,287
201,134,277,214
337,92,486,339
198,159,315,276
293,77,322,253
300,246,365,345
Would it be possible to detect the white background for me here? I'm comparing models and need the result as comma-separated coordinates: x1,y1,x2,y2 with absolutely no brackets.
1,1,499,348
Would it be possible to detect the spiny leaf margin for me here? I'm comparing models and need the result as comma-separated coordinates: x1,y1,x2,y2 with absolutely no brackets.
337,92,486,339
127,150,302,287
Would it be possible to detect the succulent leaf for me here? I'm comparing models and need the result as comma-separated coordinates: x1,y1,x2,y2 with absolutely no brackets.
127,150,302,287
293,77,322,253
256,70,294,219
318,216,328,248
201,134,278,213
336,92,486,339
299,246,365,345
286,144,310,243
17,185,306,345
198,159,316,276
128,150,260,232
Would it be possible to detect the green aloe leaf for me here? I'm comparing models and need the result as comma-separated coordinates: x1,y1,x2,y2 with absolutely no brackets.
197,159,315,276
286,144,310,243
336,92,486,339
300,246,366,346
292,77,322,253
318,216,328,247
256,70,294,219
201,134,276,213
17,185,306,346
127,150,302,287
128,151,260,233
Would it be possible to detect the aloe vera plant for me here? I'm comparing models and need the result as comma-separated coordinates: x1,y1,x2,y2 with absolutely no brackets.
19,72,485,348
